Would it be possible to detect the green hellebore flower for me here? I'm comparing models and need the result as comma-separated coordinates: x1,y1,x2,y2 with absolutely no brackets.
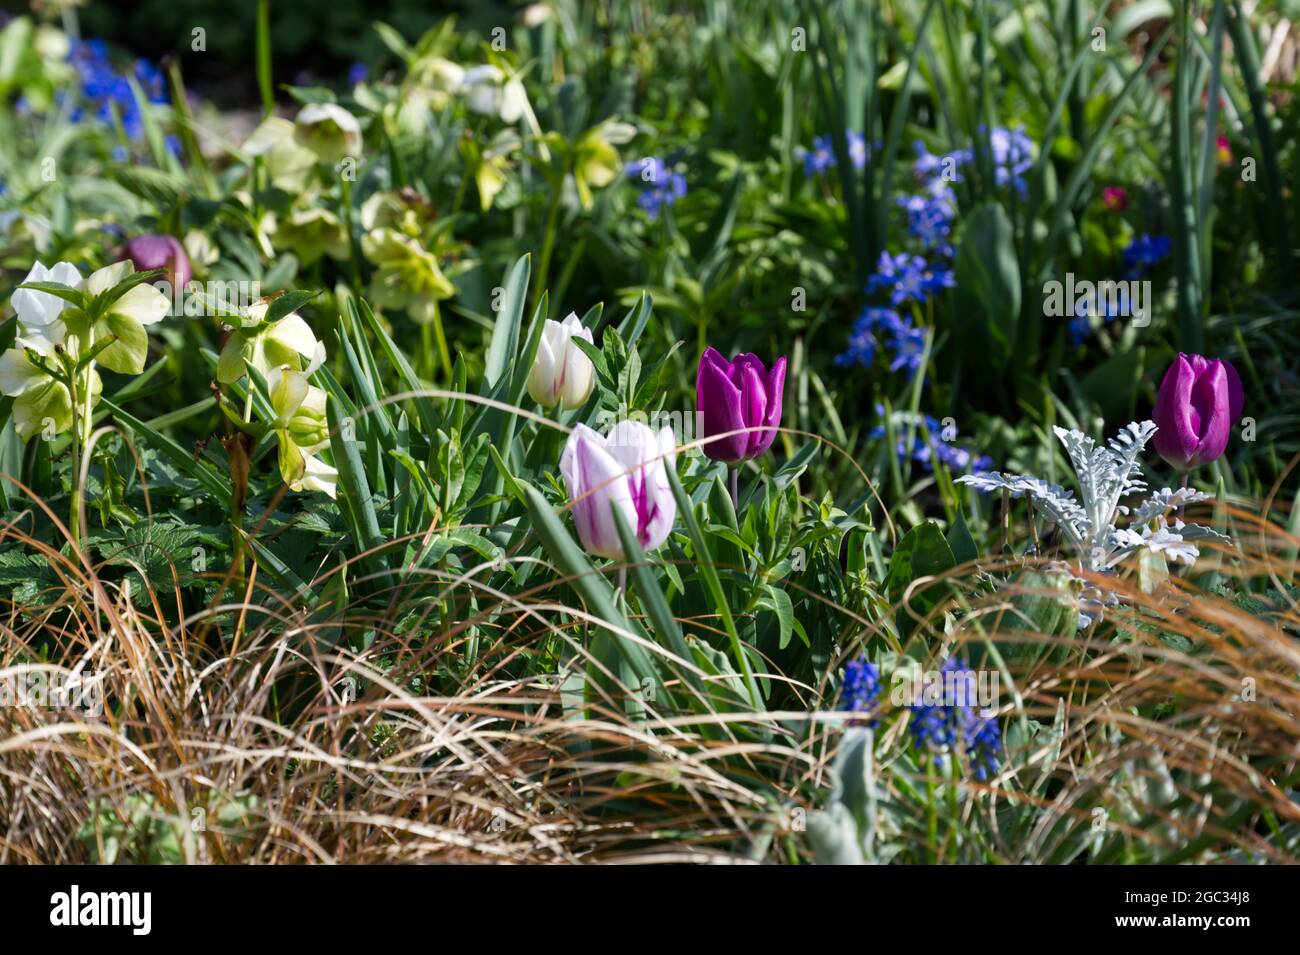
275,206,349,266
243,117,318,193
0,330,101,441
360,228,455,325
570,120,635,209
217,304,325,385
268,366,337,498
293,103,363,164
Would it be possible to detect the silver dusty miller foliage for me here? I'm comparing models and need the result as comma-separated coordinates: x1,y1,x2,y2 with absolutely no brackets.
957,420,1231,626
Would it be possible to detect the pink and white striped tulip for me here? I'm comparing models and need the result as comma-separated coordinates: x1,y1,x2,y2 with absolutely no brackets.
559,420,676,559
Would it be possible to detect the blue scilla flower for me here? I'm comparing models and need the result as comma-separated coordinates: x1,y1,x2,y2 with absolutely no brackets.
911,141,972,184
134,59,168,104
837,306,925,377
67,38,169,144
348,61,370,86
627,157,687,220
797,131,876,177
1122,233,1171,277
1068,285,1131,345
835,306,897,368
798,135,836,177
898,190,956,254
869,409,992,475
980,124,1034,195
885,318,928,376
839,655,882,725
867,251,954,307
908,658,1002,780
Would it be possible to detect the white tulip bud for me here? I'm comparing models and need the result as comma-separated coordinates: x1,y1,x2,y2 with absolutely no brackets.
527,312,595,409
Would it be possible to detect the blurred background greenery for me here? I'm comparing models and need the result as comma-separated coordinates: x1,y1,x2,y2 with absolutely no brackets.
7,0,524,102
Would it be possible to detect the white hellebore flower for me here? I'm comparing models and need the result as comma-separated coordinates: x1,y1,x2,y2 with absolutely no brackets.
293,103,363,163
11,261,82,342
559,420,677,560
527,311,595,410
15,260,168,374
461,64,529,124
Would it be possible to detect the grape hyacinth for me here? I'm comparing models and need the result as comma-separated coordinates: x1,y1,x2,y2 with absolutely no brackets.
626,157,687,220
907,658,1002,782
838,655,882,725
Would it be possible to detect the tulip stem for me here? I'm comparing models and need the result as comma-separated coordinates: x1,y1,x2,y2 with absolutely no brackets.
616,566,627,602
729,467,739,512
1178,471,1189,520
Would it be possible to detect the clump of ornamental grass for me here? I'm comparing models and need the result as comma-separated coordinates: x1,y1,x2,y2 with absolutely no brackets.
811,494,1300,864
2,458,1298,864
0,482,817,863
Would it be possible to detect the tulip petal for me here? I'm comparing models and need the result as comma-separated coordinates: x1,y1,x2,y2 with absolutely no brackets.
637,426,678,551
697,352,747,462
1189,361,1231,466
561,424,635,560
1152,355,1200,470
527,333,558,407
1220,359,1245,422
750,354,787,456
736,359,768,457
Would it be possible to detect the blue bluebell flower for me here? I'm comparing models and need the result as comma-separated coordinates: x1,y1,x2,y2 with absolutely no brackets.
839,655,882,725
626,157,687,220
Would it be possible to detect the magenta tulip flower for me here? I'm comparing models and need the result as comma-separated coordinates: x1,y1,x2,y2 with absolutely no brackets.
118,234,193,293
1152,353,1244,470
696,347,787,463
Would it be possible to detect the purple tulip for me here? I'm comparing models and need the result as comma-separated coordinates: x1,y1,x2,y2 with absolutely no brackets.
696,347,787,462
117,234,193,293
1152,353,1244,470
